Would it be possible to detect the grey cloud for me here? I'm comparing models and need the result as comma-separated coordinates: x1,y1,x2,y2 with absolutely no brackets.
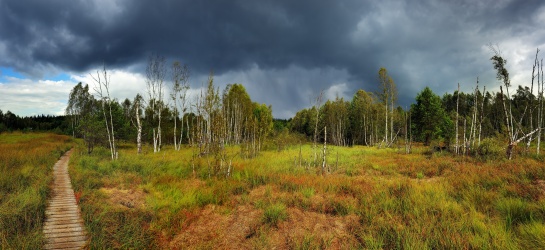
1,0,544,118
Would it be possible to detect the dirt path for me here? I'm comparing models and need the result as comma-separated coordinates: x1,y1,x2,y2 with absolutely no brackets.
43,149,88,249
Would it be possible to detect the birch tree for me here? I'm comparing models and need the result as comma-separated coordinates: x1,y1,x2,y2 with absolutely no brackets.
203,70,221,154
146,54,166,153
65,82,87,138
66,82,100,153
92,65,117,160
131,94,144,154
171,61,190,150
378,67,396,146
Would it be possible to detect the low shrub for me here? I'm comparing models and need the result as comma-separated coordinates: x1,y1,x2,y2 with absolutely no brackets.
477,138,503,159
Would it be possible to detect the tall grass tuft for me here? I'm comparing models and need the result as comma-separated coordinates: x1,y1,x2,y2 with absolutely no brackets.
517,222,545,249
262,202,288,227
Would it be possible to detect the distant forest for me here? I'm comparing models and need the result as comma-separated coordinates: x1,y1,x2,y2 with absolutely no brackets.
2,48,544,159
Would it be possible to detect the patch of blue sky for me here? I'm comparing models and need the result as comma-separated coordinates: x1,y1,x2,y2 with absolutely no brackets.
0,67,25,81
45,72,71,81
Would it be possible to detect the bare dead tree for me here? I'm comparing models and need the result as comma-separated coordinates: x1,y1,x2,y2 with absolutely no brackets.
490,45,541,159
146,54,166,153
389,77,397,146
463,117,467,156
404,108,408,153
322,126,327,175
92,64,117,160
171,61,190,151
455,83,460,154
470,78,479,151
525,50,540,151
313,90,324,166
536,53,544,155
537,59,541,154
478,86,486,147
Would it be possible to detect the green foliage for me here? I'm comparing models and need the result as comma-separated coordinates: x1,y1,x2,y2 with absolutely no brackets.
290,107,318,138
491,54,510,87
350,89,376,145
411,87,453,145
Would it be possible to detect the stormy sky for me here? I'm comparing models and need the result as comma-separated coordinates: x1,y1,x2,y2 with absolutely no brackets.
1,0,544,118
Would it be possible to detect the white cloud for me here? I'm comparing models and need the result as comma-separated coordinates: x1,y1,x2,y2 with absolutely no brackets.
0,69,149,117
72,69,147,103
324,83,350,101
0,77,74,116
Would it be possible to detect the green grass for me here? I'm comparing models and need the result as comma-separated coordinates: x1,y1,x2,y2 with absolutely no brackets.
67,140,545,249
262,202,288,227
0,132,72,249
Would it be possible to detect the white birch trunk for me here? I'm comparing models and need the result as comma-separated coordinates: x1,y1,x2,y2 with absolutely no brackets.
136,103,142,154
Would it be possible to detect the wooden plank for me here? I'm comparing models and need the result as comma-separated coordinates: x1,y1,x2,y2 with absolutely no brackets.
47,212,81,219
44,223,85,231
52,191,74,194
47,203,78,208
43,226,85,235
48,201,77,205
45,245,86,250
44,230,86,239
48,203,78,208
46,211,80,217
44,220,84,228
50,194,75,198
46,202,79,210
44,240,87,250
46,208,80,216
45,215,82,223
45,235,87,244
45,213,80,219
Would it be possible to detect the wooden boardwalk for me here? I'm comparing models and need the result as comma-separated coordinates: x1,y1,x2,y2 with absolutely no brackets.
43,149,88,249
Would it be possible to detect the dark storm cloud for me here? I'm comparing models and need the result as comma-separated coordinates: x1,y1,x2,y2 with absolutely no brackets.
1,0,544,117
0,0,365,72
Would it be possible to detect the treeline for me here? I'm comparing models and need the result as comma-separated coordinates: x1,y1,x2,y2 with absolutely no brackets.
3,48,544,160
0,110,68,133
290,84,543,146
290,48,545,159
65,55,274,167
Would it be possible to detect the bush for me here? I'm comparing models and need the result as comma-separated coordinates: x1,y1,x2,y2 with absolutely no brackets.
477,138,503,159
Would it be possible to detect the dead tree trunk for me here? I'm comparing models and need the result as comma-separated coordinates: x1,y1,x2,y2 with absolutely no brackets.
313,91,323,167
146,54,166,153
322,126,327,176
136,97,142,154
500,86,515,159
478,86,485,147
538,58,544,155
454,83,460,154
92,65,116,160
